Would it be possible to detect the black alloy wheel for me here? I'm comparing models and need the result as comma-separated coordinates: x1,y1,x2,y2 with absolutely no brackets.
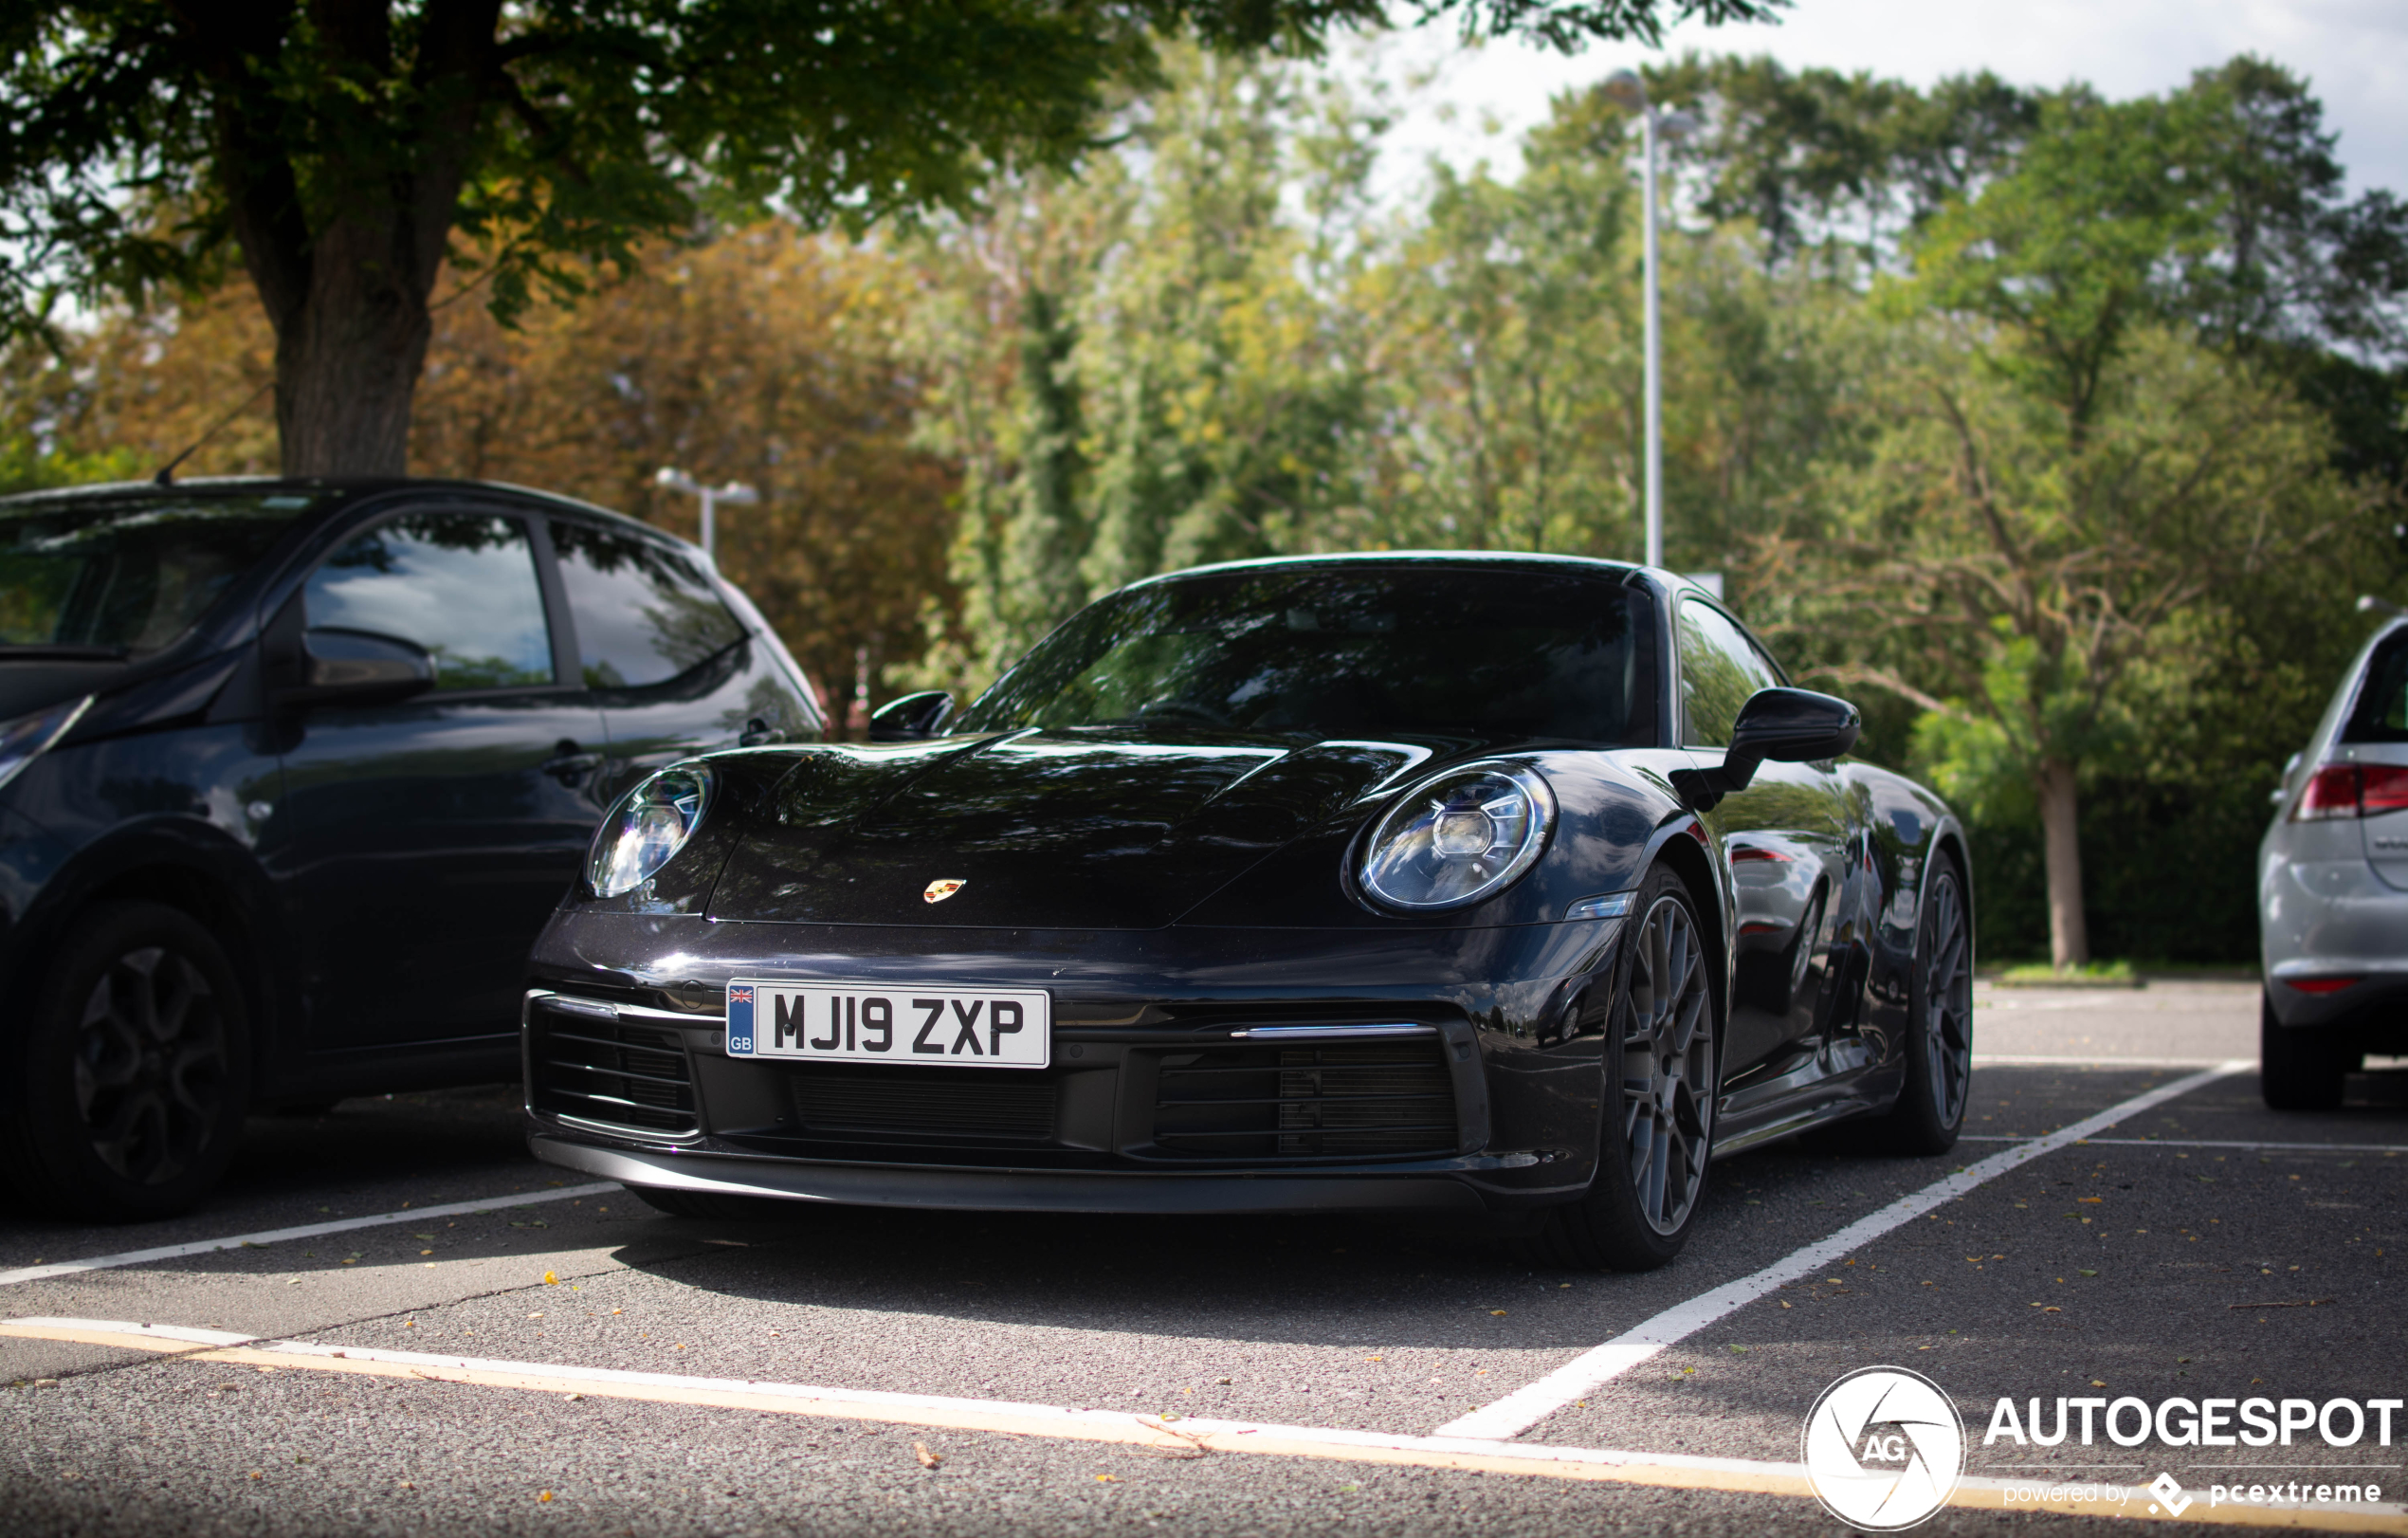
1871,857,1972,1154
1515,864,1718,1272
0,902,252,1220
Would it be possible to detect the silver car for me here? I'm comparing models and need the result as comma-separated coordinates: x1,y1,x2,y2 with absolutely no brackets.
2258,605,2408,1108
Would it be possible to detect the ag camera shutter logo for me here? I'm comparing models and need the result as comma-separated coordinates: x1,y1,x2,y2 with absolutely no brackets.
1803,1365,1966,1529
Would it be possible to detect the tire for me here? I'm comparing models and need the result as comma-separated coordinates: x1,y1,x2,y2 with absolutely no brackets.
1868,855,1973,1155
629,1184,796,1220
2260,991,2348,1110
1514,864,1719,1272
0,901,252,1221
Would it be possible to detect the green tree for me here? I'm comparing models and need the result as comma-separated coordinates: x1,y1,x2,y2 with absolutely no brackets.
905,41,1386,692
0,0,1780,477
1812,321,2365,970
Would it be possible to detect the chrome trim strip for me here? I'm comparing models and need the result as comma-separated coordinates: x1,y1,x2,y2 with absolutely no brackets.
551,1110,706,1147
523,988,726,1028
1227,1024,1436,1040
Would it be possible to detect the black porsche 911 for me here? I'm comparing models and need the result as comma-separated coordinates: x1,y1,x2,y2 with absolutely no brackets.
522,553,1973,1270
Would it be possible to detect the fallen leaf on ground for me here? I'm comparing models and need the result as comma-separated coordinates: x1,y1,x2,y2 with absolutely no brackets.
915,1442,942,1469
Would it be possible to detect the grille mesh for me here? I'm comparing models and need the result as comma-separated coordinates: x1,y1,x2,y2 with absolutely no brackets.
792,1070,1058,1140
530,1001,698,1136
1152,1040,1456,1158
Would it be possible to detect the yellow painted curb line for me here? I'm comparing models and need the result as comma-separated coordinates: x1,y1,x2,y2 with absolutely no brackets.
7,1320,2399,1531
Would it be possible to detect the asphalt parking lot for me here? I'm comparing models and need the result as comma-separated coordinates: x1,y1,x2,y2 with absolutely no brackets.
5,980,2403,1537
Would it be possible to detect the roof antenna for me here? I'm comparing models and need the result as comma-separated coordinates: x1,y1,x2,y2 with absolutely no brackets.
153,378,276,485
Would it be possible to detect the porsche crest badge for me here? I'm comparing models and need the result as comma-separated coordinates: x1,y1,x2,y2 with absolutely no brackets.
922,879,967,904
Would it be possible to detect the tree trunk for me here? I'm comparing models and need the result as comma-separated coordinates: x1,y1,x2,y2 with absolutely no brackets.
186,0,496,478
270,217,437,477
2037,757,2089,971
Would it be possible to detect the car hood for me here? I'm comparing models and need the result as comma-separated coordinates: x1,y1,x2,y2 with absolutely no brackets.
705,726,1440,928
0,657,133,723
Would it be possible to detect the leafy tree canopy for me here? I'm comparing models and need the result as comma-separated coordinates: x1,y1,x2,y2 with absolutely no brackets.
0,0,1782,474
1650,52,2408,361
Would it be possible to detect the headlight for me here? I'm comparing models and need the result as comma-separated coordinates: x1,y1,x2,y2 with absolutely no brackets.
588,764,715,897
0,695,92,796
1359,760,1556,911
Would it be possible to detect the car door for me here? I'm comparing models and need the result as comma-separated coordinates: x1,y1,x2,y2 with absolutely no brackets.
546,518,816,805
266,504,608,1051
1674,595,1856,1076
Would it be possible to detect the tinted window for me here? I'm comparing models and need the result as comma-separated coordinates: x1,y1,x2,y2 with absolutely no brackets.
551,521,744,687
958,564,1650,743
304,513,553,691
2344,634,2408,742
1678,600,1780,747
0,492,321,655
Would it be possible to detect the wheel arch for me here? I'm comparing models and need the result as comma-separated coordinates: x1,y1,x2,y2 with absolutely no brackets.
3,819,292,1082
1647,815,1729,1025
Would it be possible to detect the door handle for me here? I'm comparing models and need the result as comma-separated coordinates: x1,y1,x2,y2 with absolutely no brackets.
542,741,601,786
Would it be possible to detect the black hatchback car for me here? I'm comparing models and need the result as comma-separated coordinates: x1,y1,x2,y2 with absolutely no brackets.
0,478,822,1218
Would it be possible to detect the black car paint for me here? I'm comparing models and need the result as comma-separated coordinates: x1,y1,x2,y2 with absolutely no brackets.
522,555,1967,1218
0,479,821,1108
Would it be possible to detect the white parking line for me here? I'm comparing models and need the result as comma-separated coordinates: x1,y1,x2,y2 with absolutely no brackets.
1434,1060,2253,1441
1972,1054,2244,1067
1962,1137,2408,1153
5,1315,2398,1529
0,1183,618,1288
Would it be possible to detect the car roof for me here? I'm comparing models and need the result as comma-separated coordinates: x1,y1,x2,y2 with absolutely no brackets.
1123,548,1657,590
0,474,675,546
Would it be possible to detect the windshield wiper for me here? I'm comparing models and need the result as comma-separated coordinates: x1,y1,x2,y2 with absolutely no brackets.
0,643,131,661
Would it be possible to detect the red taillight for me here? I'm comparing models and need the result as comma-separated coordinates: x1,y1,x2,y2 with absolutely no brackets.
2295,764,2364,819
2292,762,2408,818
2363,764,2408,814
2284,977,2362,995
1731,846,1793,863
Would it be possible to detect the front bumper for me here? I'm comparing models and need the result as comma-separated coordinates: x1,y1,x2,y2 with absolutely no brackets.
521,911,1625,1214
530,1133,1499,1217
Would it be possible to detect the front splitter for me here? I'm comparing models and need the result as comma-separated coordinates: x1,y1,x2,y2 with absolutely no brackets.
528,1132,1493,1217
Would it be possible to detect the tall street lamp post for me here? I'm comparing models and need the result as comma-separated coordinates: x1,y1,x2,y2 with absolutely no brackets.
654,467,759,562
1602,71,1693,573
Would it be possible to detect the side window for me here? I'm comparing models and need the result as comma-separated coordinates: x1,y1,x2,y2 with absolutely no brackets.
1677,600,1780,748
2345,637,2408,742
304,512,554,691
551,521,745,688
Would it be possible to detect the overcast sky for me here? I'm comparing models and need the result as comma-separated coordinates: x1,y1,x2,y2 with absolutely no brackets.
1351,0,2408,201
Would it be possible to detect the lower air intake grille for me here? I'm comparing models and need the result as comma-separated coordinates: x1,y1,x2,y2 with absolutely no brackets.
1151,1040,1456,1159
792,1070,1058,1141
530,1000,698,1136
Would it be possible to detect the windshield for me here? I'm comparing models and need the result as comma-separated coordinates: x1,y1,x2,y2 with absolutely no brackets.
0,492,322,657
958,563,1653,744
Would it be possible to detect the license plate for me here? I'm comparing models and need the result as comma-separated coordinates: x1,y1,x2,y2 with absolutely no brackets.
724,981,1050,1069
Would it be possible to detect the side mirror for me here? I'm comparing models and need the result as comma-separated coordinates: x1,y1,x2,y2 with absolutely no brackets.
1673,687,1860,811
282,628,436,707
868,689,954,742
